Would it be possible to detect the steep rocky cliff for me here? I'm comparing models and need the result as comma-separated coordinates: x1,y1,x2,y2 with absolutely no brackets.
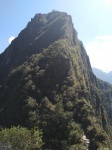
0,11,112,149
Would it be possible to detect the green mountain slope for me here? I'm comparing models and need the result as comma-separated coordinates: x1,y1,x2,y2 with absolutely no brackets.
0,11,112,150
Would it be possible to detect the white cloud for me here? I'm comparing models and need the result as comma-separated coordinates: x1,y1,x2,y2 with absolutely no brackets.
104,0,112,9
85,35,112,73
9,36,15,44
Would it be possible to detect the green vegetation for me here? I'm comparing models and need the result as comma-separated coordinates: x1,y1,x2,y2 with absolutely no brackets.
0,11,112,149
0,126,43,150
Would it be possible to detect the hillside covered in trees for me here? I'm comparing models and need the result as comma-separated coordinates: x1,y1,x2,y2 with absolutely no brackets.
0,11,112,150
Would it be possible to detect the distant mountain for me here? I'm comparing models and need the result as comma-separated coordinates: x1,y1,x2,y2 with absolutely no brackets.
0,11,112,149
93,67,112,84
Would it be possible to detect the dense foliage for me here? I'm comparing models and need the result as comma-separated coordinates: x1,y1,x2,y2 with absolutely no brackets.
0,126,43,150
0,11,112,149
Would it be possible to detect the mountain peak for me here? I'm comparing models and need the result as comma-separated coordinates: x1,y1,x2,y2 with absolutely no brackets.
0,11,77,84
0,11,112,149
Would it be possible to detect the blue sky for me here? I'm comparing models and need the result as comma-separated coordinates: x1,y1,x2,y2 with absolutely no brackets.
0,0,112,72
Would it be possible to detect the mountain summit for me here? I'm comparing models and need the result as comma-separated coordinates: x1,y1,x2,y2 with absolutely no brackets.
0,11,77,84
0,11,112,149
